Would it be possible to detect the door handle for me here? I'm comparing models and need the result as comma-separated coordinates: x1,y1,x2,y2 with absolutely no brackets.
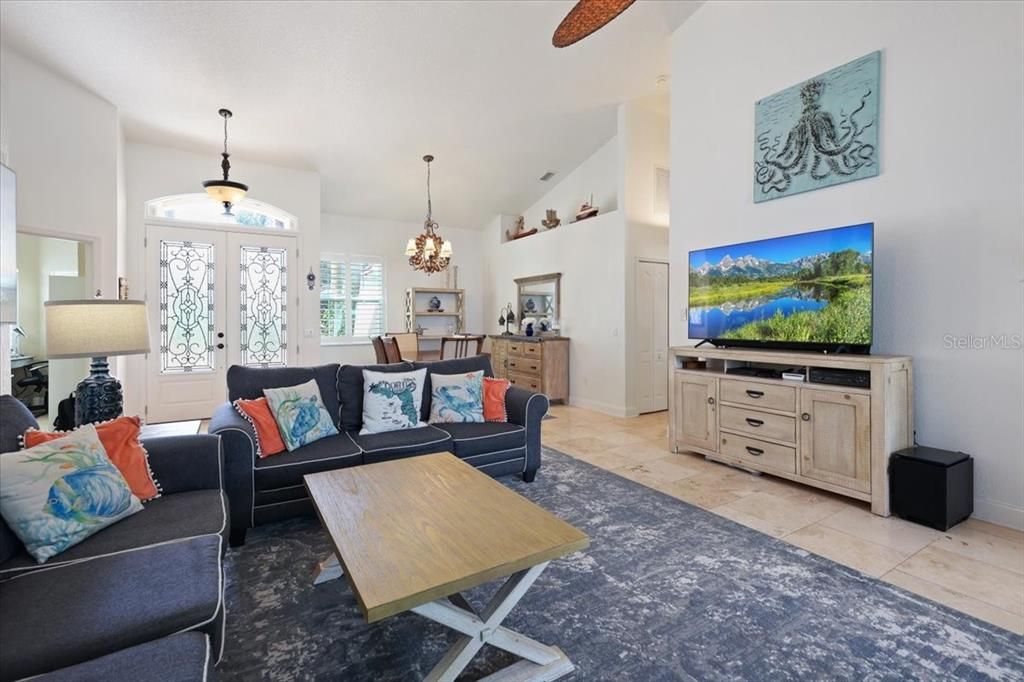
745,446,764,456
216,343,225,350
801,412,811,421
217,332,225,339
707,397,715,405
746,389,764,399
745,417,764,427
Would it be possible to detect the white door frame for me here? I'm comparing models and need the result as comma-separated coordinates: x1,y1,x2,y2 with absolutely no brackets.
143,218,300,422
635,257,670,415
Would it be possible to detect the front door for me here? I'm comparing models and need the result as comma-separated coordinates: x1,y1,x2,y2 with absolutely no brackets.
145,224,297,422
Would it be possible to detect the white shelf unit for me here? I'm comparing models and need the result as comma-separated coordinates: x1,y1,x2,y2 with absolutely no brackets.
405,288,465,338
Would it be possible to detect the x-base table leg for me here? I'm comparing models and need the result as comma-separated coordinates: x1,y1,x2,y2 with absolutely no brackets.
411,561,574,682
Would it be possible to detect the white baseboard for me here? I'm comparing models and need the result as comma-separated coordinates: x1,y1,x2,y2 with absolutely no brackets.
567,396,630,418
973,497,1024,531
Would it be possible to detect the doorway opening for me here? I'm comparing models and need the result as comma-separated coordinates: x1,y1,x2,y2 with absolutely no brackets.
11,234,94,427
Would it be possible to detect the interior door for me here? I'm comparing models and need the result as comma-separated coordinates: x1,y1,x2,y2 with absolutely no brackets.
636,261,669,413
146,225,227,422
145,225,298,422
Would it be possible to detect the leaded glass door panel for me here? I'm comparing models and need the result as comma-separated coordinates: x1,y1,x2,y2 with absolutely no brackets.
146,225,227,422
225,232,297,370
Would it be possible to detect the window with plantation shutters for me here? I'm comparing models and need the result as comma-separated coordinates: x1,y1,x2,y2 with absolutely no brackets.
320,254,385,343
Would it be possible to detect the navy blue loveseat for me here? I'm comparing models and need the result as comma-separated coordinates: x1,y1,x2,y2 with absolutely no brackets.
0,395,226,682
209,355,548,546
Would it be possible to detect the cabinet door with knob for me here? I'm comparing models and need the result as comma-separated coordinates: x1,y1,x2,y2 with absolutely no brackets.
799,389,872,493
673,373,718,452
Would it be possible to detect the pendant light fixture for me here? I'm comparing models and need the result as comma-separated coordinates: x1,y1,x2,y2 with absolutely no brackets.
405,154,453,275
202,108,249,216
552,0,636,48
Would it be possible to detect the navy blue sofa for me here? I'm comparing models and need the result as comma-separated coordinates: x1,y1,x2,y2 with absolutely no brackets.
0,395,225,682
209,355,549,546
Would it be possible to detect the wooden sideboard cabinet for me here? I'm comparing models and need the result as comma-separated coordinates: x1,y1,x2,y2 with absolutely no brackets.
489,335,569,403
669,347,913,516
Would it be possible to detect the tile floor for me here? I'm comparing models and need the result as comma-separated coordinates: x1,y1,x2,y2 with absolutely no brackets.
542,404,1024,635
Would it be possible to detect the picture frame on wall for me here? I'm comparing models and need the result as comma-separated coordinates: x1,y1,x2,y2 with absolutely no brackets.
753,51,881,203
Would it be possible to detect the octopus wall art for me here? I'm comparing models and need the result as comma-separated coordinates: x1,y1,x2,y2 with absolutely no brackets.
754,51,881,202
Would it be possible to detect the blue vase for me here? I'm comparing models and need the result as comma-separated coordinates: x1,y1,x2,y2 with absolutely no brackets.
525,323,534,337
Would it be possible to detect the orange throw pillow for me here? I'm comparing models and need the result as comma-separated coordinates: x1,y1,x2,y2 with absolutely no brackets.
23,416,161,501
483,377,511,423
234,397,287,458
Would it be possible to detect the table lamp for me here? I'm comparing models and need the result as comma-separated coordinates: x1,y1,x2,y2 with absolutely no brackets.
45,299,150,426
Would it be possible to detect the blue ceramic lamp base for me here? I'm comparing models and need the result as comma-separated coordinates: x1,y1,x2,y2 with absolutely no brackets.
74,356,124,426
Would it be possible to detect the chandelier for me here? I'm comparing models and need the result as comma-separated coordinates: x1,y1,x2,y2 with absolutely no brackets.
552,0,636,48
405,154,453,275
202,108,249,216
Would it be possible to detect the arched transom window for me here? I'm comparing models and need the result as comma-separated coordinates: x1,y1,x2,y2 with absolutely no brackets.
146,193,297,230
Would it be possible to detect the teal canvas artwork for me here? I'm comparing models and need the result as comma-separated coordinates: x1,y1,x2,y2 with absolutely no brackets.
754,51,880,202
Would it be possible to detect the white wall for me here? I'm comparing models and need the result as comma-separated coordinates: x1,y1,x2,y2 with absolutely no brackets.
483,210,629,415
670,1,1024,528
619,102,670,229
0,47,118,297
619,101,671,414
319,213,485,365
517,137,619,235
122,142,322,415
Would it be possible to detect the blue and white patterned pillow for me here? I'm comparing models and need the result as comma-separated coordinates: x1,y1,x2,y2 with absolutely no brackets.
0,425,143,564
360,368,428,435
263,379,339,451
429,371,484,424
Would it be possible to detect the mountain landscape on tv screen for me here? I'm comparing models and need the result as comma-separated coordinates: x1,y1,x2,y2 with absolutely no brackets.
688,225,873,345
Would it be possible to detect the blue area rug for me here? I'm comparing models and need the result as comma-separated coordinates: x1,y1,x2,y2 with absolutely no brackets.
220,449,1024,680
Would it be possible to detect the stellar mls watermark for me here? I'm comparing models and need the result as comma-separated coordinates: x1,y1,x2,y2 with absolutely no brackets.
943,334,1023,350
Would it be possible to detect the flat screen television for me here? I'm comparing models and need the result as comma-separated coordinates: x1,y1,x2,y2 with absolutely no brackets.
688,223,873,353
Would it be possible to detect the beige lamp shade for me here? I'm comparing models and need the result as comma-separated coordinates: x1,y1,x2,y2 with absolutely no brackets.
45,299,150,359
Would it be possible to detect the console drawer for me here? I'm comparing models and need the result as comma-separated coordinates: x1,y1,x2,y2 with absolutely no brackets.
508,373,542,392
719,433,797,474
507,356,542,375
523,342,543,358
720,405,796,443
720,379,796,412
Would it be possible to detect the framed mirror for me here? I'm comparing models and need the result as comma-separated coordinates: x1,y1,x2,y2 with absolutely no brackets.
515,273,561,334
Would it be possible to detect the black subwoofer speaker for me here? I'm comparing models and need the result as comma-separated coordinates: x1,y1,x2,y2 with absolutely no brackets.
889,446,973,531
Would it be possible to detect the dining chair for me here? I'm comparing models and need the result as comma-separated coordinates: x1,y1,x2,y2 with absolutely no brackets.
383,336,403,364
386,332,419,362
371,336,389,364
440,335,485,360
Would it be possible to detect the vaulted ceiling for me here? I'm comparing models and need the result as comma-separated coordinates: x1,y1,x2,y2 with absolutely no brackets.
0,1,699,228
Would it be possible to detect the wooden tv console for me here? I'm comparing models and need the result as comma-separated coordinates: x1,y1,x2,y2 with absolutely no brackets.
668,347,913,516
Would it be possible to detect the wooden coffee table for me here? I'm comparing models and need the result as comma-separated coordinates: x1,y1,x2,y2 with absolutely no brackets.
305,452,589,682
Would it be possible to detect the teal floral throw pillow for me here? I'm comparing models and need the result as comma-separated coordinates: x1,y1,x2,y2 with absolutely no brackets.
361,368,428,434
429,371,485,424
264,379,340,451
0,425,143,564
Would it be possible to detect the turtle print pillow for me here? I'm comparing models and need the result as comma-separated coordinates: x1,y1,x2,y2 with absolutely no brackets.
429,371,485,424
263,379,340,452
0,425,143,564
360,368,428,435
